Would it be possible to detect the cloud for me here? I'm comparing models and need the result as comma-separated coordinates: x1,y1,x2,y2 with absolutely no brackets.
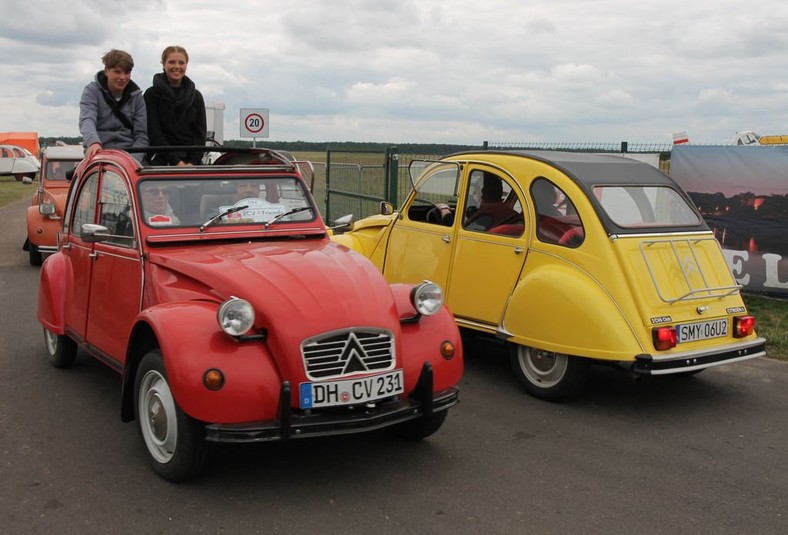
3,0,788,143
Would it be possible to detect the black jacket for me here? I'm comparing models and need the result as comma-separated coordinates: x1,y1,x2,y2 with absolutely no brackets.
144,72,207,165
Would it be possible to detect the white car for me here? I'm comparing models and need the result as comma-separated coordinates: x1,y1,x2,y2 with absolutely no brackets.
0,144,40,182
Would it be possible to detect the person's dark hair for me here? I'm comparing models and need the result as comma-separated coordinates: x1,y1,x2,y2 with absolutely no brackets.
102,49,134,72
481,173,503,201
161,45,189,64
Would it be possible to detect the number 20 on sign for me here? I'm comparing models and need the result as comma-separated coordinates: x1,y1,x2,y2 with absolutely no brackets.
240,108,270,138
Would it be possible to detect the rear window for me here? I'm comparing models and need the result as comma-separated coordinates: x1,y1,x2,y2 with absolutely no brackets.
593,185,700,227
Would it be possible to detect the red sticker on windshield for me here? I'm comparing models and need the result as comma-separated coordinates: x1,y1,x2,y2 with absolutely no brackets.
148,214,174,225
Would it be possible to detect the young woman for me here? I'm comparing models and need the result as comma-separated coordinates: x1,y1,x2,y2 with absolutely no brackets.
144,46,207,166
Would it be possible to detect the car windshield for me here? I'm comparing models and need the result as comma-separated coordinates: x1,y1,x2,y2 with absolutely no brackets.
138,176,315,228
46,160,79,181
593,185,700,227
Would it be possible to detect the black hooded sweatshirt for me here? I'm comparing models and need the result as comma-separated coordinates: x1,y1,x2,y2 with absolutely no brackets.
144,72,207,165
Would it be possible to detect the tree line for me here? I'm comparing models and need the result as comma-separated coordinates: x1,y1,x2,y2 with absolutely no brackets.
40,137,484,155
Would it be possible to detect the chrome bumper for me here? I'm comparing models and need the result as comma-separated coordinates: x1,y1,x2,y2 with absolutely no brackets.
633,338,766,375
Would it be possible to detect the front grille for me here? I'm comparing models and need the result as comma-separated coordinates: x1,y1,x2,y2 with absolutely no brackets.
301,328,395,380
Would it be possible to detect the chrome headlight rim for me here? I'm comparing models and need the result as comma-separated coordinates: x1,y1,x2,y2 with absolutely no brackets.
217,296,255,337
410,280,443,316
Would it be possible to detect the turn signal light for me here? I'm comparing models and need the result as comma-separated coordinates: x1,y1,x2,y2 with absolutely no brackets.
733,315,756,338
652,326,677,350
203,369,225,390
440,340,456,360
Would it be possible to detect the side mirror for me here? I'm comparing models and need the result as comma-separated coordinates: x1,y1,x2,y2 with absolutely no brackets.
81,223,112,243
330,214,354,231
380,201,395,216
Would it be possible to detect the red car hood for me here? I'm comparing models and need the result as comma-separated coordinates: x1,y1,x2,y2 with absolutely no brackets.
146,240,402,354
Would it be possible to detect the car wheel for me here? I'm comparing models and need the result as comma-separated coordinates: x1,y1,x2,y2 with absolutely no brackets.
392,410,448,440
44,328,78,368
134,350,207,482
509,344,588,401
28,244,43,266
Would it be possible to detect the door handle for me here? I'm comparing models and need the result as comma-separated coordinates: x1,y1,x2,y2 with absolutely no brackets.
89,252,98,259
513,247,524,254
442,235,451,243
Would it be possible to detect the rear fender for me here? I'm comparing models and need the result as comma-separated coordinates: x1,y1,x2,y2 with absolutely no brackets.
123,302,282,425
503,260,644,361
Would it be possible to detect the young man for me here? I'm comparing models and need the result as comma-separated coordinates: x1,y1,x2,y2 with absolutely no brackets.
79,49,149,161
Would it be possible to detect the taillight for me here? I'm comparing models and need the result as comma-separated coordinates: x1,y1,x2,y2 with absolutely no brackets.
652,326,677,350
733,315,756,338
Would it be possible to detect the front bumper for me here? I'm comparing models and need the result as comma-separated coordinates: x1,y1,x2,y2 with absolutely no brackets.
205,362,459,443
633,337,766,375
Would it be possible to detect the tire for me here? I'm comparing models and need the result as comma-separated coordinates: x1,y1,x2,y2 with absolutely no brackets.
134,351,207,482
44,328,78,368
29,244,43,266
509,344,588,401
393,410,448,440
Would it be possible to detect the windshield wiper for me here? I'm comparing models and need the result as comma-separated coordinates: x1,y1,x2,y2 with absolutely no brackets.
264,207,313,229
199,205,249,232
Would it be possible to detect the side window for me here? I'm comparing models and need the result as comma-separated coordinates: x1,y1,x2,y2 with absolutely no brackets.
531,178,585,247
98,170,135,247
462,170,523,235
71,172,99,239
407,165,460,226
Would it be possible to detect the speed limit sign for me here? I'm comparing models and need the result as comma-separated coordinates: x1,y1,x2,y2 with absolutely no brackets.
240,108,270,138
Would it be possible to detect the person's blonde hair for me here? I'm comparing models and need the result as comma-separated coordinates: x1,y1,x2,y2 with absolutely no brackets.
161,45,189,64
102,49,134,72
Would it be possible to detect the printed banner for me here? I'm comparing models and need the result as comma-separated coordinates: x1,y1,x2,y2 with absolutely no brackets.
670,145,788,297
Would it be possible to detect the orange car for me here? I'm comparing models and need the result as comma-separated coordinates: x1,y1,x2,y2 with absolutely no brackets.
23,145,84,265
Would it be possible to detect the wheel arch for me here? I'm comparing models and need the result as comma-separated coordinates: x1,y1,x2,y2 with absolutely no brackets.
37,252,69,333
502,256,645,362
121,321,160,422
121,301,283,425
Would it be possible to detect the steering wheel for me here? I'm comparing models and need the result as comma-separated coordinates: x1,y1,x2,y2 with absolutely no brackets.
559,227,584,247
426,206,443,224
412,198,440,223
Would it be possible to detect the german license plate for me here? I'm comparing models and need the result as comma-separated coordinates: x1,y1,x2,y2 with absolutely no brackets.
299,370,404,409
677,319,728,343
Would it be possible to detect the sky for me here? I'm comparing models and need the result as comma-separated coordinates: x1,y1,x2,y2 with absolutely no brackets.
2,0,788,146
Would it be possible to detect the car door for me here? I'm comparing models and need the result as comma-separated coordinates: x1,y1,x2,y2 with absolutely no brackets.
61,170,100,341
381,163,460,290
84,168,142,366
0,147,13,175
445,166,528,326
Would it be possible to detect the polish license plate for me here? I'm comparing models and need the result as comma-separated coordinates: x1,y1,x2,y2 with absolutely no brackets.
677,319,728,343
299,370,404,409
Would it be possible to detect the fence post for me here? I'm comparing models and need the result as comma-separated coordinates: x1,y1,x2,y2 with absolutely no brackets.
325,149,332,221
385,147,399,207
